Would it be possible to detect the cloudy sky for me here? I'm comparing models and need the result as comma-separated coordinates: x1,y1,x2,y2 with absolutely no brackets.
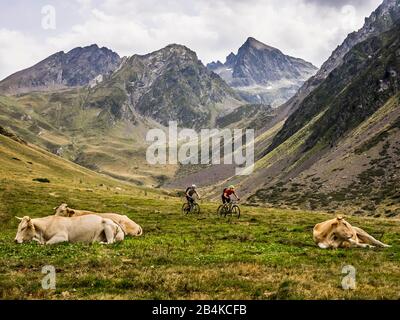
0,0,382,80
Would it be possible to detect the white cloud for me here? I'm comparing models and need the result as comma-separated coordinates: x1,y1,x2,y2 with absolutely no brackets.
0,0,381,80
0,29,50,80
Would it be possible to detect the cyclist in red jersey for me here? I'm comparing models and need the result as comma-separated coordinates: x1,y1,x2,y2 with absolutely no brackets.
222,185,240,204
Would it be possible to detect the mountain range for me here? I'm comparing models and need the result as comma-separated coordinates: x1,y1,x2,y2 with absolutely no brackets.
0,43,244,186
93,44,243,129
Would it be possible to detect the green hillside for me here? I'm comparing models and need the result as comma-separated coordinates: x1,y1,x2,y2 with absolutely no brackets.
0,91,178,187
270,22,400,152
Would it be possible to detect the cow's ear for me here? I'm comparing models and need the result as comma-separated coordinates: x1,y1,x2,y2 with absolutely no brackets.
66,208,75,216
25,217,35,227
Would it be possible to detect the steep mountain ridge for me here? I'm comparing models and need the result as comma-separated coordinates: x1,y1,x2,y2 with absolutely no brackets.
316,0,400,82
0,44,121,95
208,37,317,106
270,23,400,153
93,44,243,129
227,37,316,86
233,22,400,216
280,0,400,118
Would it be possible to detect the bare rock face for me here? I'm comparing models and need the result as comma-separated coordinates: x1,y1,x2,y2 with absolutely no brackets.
91,44,243,129
227,37,317,86
207,37,317,106
0,44,121,95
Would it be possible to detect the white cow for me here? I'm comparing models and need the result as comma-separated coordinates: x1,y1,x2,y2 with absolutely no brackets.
54,203,143,237
15,215,124,245
313,216,390,249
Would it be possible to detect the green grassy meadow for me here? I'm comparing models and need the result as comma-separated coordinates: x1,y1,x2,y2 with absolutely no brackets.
0,135,399,299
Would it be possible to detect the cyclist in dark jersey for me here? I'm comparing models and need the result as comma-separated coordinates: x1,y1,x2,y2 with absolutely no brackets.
222,185,240,204
185,184,200,207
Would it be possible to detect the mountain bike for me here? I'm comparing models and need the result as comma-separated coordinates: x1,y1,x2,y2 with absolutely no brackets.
182,200,201,215
217,200,240,218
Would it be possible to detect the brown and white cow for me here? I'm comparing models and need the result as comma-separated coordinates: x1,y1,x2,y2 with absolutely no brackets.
313,216,390,249
54,203,143,237
15,215,124,245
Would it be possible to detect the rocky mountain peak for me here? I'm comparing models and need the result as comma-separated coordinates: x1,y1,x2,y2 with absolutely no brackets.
207,60,224,71
242,37,278,52
91,43,243,129
159,43,197,57
0,44,121,95
225,52,237,67
207,37,317,106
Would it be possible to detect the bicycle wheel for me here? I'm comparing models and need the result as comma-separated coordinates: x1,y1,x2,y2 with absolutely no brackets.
193,203,201,214
223,204,234,217
182,203,190,215
231,205,241,219
217,205,226,216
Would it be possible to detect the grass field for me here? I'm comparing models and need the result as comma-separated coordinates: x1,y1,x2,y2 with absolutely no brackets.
0,134,399,300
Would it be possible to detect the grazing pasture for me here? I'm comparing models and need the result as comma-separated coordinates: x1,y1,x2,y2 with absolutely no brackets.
0,135,399,299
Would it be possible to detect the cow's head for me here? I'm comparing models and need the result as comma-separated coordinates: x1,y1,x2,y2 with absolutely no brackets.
54,203,75,217
123,220,143,236
14,216,35,244
331,216,353,241
54,203,68,216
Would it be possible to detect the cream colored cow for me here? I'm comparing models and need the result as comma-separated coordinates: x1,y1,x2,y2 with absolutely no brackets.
54,203,143,237
313,216,390,249
15,215,124,245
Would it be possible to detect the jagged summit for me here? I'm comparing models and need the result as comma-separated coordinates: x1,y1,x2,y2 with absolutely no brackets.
97,42,242,128
243,37,279,52
207,37,317,106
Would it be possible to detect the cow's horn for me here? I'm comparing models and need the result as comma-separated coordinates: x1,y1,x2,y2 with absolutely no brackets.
15,216,23,221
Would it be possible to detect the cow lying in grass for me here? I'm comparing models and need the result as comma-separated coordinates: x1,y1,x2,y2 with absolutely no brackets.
15,215,124,245
313,216,391,249
54,203,143,237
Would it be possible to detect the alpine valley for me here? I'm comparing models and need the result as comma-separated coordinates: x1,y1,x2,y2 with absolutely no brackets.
1,0,400,219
